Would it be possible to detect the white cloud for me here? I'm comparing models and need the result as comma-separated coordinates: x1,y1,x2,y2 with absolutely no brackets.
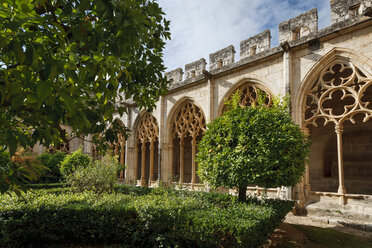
158,0,331,72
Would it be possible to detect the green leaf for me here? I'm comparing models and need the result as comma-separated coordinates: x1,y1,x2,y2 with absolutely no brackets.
36,81,51,99
13,40,25,64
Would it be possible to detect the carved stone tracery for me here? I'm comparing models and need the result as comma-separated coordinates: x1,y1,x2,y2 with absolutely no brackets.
222,83,272,113
172,102,206,187
172,102,206,139
137,113,159,185
304,62,372,128
138,113,159,144
303,61,372,203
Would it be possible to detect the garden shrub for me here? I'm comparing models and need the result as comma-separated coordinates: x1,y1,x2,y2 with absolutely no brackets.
66,156,121,193
197,91,311,202
0,186,294,248
37,151,66,182
25,183,67,190
60,148,90,177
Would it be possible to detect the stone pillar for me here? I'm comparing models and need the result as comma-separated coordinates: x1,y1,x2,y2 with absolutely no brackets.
303,128,311,200
208,78,216,122
179,136,184,184
149,141,154,184
335,124,346,205
158,95,164,182
119,142,125,179
283,49,292,96
168,143,173,183
140,142,146,186
133,144,139,183
191,136,197,189
124,108,132,182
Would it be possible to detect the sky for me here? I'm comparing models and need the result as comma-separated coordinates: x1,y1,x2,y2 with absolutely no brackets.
157,0,331,72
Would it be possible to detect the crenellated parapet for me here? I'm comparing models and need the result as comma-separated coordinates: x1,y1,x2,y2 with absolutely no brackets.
165,0,372,88
330,0,372,24
279,8,318,43
209,45,235,71
165,68,183,84
240,30,271,60
185,58,207,79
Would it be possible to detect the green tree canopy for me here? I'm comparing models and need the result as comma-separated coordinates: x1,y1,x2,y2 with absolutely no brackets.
0,0,170,155
196,92,311,202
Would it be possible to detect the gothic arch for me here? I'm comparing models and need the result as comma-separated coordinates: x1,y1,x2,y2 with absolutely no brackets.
167,98,206,187
295,47,372,125
110,118,126,179
134,111,159,186
296,49,372,203
217,78,274,116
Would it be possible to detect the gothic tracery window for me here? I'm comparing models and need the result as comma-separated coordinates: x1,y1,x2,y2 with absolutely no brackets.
304,61,372,198
221,83,272,114
172,102,206,187
137,113,159,186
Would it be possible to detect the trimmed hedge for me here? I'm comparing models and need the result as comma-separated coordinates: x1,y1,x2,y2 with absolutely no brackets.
25,183,67,189
0,186,293,247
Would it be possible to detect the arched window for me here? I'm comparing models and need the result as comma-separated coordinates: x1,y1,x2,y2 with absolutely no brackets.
171,101,206,187
304,61,372,199
136,113,159,186
220,83,272,114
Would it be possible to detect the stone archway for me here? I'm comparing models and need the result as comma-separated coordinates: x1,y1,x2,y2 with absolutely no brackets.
136,113,159,186
303,61,372,203
171,101,206,188
219,82,272,115
111,120,126,179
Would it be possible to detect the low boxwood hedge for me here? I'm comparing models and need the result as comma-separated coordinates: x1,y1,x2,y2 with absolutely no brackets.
0,186,293,248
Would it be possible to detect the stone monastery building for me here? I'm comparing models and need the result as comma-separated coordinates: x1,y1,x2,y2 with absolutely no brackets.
60,0,372,214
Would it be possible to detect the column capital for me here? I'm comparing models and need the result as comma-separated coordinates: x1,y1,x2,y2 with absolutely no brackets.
335,124,343,134
301,127,309,135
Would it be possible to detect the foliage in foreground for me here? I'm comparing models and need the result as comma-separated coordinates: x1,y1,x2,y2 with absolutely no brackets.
66,156,122,193
60,148,90,177
36,151,66,183
197,91,311,201
0,186,294,248
0,0,170,193
0,150,45,195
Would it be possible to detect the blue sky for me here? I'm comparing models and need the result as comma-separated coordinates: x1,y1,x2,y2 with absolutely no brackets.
157,0,331,72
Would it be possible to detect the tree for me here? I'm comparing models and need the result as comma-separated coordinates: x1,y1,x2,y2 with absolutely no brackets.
0,0,170,156
196,92,311,202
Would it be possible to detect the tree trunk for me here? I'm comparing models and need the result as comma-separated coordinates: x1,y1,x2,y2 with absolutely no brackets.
238,186,247,202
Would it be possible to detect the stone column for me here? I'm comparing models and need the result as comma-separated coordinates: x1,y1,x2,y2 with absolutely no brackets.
179,136,184,184
335,124,346,204
208,78,216,122
149,141,154,184
133,144,139,183
119,142,125,179
124,108,132,182
140,142,146,186
191,136,197,189
283,48,292,96
302,128,311,200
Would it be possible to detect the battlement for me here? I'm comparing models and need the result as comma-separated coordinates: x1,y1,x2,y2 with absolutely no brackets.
330,0,371,25
279,8,318,43
209,45,235,71
165,68,183,84
165,0,371,86
185,58,207,79
240,30,271,60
